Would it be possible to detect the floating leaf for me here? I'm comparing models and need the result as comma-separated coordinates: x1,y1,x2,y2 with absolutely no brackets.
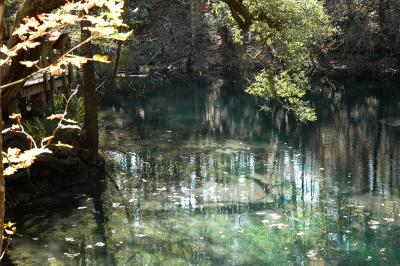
64,252,80,258
269,213,282,220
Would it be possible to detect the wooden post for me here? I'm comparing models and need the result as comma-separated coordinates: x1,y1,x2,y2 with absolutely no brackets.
60,36,71,98
67,37,74,92
62,67,68,97
41,44,51,105
43,72,50,104
7,98,21,115
31,90,46,108
47,48,55,105
111,40,123,83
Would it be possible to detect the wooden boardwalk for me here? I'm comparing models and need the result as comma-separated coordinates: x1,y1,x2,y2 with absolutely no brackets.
21,73,75,98
5,69,77,115
6,33,77,114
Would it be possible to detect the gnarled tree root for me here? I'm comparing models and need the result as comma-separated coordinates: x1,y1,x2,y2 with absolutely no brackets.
5,146,105,209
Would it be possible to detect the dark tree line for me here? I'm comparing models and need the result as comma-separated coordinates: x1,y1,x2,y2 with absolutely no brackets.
326,0,400,57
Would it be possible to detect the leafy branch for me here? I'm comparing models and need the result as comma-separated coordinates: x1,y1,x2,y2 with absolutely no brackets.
2,87,80,176
0,0,132,89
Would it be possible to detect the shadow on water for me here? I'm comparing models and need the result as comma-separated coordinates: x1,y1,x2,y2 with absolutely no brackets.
4,180,117,265
5,74,400,265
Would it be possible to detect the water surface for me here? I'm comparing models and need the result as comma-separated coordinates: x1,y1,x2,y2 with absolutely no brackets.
6,76,400,265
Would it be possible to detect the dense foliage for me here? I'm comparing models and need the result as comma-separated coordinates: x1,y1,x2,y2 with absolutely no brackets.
326,0,400,57
214,0,334,120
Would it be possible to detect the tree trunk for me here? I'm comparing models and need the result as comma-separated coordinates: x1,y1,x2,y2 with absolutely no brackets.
187,0,198,71
81,16,99,162
111,41,123,84
0,0,5,255
378,0,386,27
189,0,197,49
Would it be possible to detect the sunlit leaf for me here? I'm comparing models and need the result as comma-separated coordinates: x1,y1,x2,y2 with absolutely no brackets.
55,142,73,149
93,54,110,63
62,118,78,124
9,113,21,120
60,124,81,130
48,31,62,42
42,136,55,142
4,167,17,176
50,68,61,76
20,60,39,68
5,229,15,235
112,30,133,41
47,114,64,120
4,221,15,228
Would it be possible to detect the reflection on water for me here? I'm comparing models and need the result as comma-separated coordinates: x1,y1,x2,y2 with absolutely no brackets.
6,76,400,265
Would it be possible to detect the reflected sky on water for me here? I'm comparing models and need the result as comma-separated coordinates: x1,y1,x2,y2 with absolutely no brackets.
6,75,400,265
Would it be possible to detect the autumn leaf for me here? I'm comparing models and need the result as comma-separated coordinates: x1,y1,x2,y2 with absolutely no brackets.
11,124,21,130
93,54,110,63
42,136,55,143
66,55,88,68
4,167,17,176
60,124,81,130
9,113,21,120
112,30,133,41
25,41,41,49
4,221,15,228
56,142,73,149
47,114,64,120
62,118,78,124
48,31,62,42
5,229,15,235
20,60,39,68
0,45,17,57
12,24,29,37
51,68,61,76
1,128,10,134
61,14,78,24
0,45,8,54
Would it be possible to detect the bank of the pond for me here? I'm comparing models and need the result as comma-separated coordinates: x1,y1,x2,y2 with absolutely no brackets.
313,54,400,78
5,146,105,209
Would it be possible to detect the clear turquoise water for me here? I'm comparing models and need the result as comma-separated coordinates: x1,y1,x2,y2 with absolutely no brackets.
6,76,400,265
